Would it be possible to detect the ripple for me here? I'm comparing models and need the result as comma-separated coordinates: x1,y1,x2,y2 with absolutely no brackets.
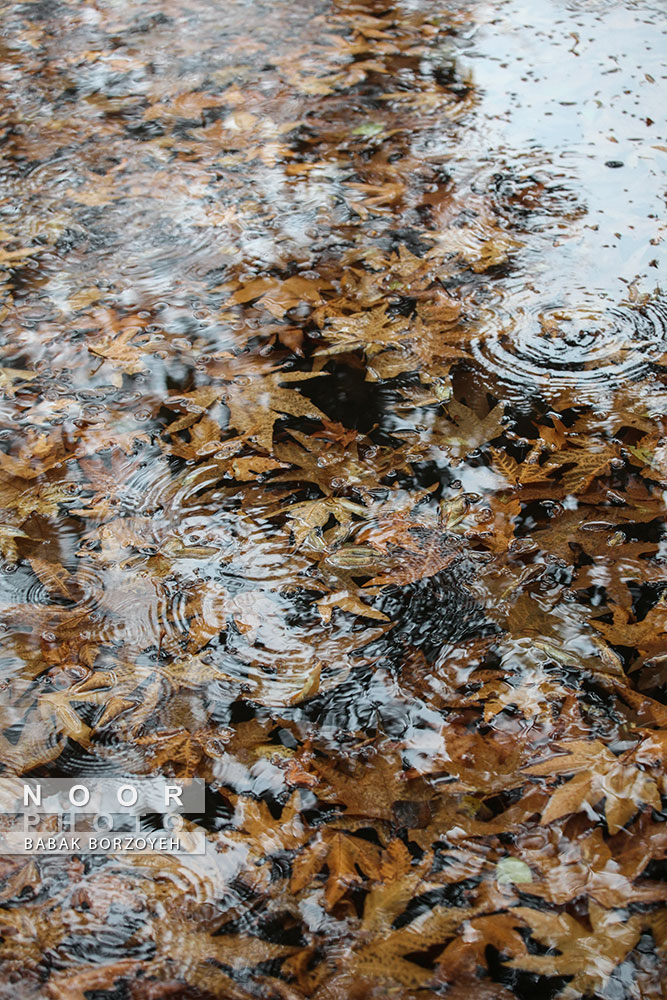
92,566,186,652
122,454,177,516
0,554,93,619
0,557,189,656
218,590,378,708
117,220,234,292
471,295,667,398
38,739,144,778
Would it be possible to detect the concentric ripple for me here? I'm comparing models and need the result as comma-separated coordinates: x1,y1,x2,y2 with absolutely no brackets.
471,295,667,398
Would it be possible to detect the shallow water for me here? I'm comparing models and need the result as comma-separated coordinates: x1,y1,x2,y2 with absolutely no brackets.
0,0,665,997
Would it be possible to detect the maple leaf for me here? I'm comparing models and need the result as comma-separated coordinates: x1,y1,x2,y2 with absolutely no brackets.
356,512,431,554
488,444,559,487
411,787,546,849
317,305,409,356
34,690,92,749
360,841,440,934
348,903,478,989
145,920,295,1000
363,533,461,587
0,428,66,480
313,749,418,823
28,557,73,600
223,371,327,452
415,291,462,329
429,399,505,458
0,903,66,971
273,427,409,499
134,728,228,777
47,962,141,1000
230,791,311,869
0,860,41,905
365,346,449,383
436,913,529,990
626,433,667,485
87,317,150,375
471,666,565,724
279,495,370,547
554,441,621,494
526,738,662,833
431,226,524,272
592,599,667,664
0,367,37,398
229,274,331,318
0,522,30,561
517,823,667,907
346,179,404,208
404,723,530,794
227,455,289,480
507,903,643,999
316,589,389,622
290,828,382,909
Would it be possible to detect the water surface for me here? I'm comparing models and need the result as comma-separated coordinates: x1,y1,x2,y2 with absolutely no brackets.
0,0,665,997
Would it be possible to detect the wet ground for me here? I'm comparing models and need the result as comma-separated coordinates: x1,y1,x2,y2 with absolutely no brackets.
0,0,665,997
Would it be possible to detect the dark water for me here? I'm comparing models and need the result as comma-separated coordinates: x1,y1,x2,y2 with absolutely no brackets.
0,0,665,997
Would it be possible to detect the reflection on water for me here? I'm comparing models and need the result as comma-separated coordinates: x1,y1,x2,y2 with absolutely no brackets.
0,0,665,996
